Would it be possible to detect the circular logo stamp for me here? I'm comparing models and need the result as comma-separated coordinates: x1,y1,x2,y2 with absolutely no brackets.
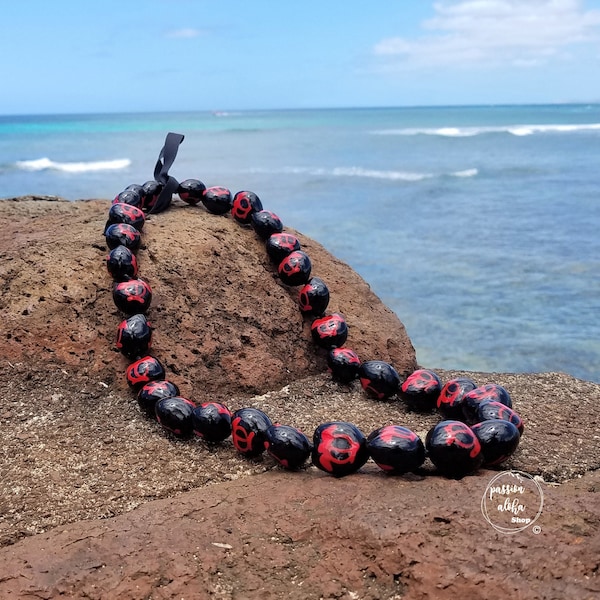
481,470,544,534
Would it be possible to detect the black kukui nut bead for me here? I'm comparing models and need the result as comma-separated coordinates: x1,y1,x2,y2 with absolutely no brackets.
366,425,426,474
116,313,152,359
358,360,401,400
192,402,232,442
477,400,524,435
436,377,477,420
125,183,145,195
311,313,348,349
106,245,138,281
155,396,196,438
327,347,361,383
425,420,483,479
466,382,511,402
278,250,312,286
178,178,206,205
113,189,144,208
462,383,513,425
113,278,152,314
299,277,330,316
124,184,145,209
104,223,141,253
231,407,273,457
202,186,233,215
264,424,312,470
266,233,301,264
137,380,180,415
126,355,165,389
399,369,442,412
231,190,263,224
107,203,146,231
142,180,163,212
312,421,369,477
251,210,284,239
470,419,521,466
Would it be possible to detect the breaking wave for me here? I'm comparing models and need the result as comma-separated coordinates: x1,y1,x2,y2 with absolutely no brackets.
244,165,478,182
15,157,131,173
371,123,600,137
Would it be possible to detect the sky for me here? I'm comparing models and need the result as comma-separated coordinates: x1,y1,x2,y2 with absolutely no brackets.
2,0,600,115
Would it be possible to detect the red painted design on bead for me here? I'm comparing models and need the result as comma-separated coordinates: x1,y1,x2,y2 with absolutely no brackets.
277,234,300,252
379,425,417,445
439,382,460,403
129,281,150,303
436,379,475,411
115,280,151,304
312,314,345,338
232,196,252,220
127,363,148,386
115,224,138,242
299,290,311,311
157,420,181,435
442,422,481,458
203,402,231,417
115,322,126,349
359,377,385,399
496,405,511,420
207,186,229,195
121,204,143,220
280,256,303,276
378,463,395,472
471,388,489,399
402,370,437,393
231,416,256,453
144,381,163,393
317,425,361,473
131,254,138,274
336,349,360,362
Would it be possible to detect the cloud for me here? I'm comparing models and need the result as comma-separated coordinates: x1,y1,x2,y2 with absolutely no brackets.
165,28,204,39
374,0,600,69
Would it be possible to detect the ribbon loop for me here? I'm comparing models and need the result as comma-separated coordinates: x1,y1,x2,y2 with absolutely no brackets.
149,132,185,214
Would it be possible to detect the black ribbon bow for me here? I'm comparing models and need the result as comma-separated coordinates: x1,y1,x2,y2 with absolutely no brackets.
148,132,185,214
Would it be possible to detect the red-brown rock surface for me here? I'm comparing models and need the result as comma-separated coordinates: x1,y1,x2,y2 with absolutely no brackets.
0,196,416,396
0,198,598,599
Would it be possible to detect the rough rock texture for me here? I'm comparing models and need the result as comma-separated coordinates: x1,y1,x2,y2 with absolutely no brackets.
0,198,599,600
1,469,599,600
0,197,416,396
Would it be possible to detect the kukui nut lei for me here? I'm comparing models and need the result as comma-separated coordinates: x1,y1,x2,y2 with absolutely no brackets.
102,133,524,479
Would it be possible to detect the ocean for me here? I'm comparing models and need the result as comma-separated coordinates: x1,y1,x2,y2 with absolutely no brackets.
1,105,598,383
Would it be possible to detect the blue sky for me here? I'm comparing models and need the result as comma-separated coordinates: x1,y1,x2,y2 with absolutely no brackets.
2,0,600,115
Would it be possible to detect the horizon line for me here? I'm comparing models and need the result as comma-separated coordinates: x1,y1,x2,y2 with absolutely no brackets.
2,101,600,119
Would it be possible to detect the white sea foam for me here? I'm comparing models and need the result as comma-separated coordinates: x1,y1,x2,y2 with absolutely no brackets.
507,127,534,136
245,165,478,182
15,157,131,173
451,168,478,178
371,123,600,137
330,166,431,181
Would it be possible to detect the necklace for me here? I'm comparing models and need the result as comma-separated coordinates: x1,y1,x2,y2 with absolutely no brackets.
103,133,524,479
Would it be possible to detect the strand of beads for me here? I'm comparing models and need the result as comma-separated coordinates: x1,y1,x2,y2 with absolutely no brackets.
103,176,524,479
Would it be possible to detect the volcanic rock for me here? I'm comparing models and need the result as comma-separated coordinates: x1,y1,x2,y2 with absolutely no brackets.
0,197,598,600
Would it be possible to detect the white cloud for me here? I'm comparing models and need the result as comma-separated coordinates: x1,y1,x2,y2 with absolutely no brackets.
374,0,600,68
165,28,204,39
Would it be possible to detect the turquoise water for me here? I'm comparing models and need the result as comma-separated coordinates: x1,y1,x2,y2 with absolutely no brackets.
1,105,599,382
